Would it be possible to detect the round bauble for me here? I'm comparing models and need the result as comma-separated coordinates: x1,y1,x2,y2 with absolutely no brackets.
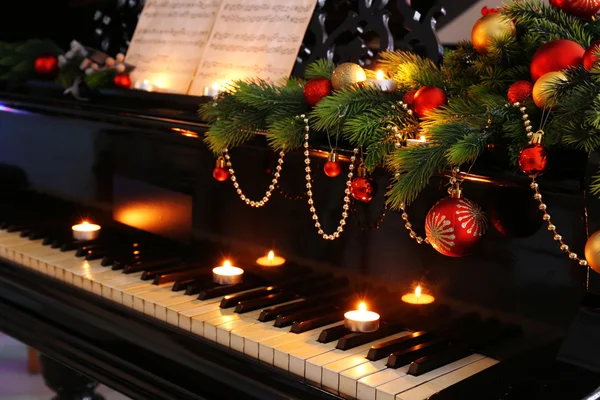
507,80,533,104
213,167,229,182
518,143,548,176
34,55,59,79
304,77,332,107
471,13,516,55
583,40,600,71
113,73,131,88
425,196,487,257
585,230,600,273
350,176,375,203
331,63,366,91
530,40,584,82
412,86,447,118
403,89,417,106
481,6,500,16
550,0,600,18
532,71,567,109
324,161,341,178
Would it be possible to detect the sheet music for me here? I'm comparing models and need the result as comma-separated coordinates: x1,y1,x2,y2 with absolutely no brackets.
188,0,317,95
126,0,222,94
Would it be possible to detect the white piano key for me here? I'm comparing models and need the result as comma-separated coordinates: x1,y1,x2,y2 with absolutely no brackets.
166,298,222,327
374,354,487,400
425,357,498,390
281,339,339,376
32,251,76,275
339,359,389,399
394,383,442,400
181,302,227,331
216,318,259,346
100,272,145,299
111,279,153,304
128,284,172,311
205,307,265,344
188,308,240,336
229,321,289,356
357,366,410,400
258,325,338,365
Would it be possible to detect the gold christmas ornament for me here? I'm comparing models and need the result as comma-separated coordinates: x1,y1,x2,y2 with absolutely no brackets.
585,230,600,273
331,62,367,90
471,13,516,55
532,71,566,109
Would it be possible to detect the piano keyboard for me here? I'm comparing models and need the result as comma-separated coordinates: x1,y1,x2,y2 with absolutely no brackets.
0,224,516,400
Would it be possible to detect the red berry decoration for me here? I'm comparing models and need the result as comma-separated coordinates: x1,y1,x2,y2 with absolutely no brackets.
34,55,59,79
323,150,341,178
550,0,600,18
412,86,447,119
507,81,533,103
304,77,333,107
481,6,500,15
425,195,487,257
402,89,417,106
530,40,584,82
213,156,229,182
583,40,600,71
113,73,132,88
518,143,548,176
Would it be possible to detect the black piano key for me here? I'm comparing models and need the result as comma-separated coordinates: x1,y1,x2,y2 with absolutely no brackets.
275,303,340,328
198,281,261,299
28,230,47,240
19,228,34,237
185,279,221,295
259,290,350,322
141,263,199,281
337,323,406,351
367,331,434,361
292,312,346,334
295,277,349,297
234,292,299,313
386,337,449,368
153,268,209,285
408,347,471,376
7,224,25,232
318,323,351,343
101,247,153,266
122,257,182,274
112,253,160,270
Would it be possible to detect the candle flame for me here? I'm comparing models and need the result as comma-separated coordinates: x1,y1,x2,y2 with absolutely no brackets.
223,260,232,268
359,302,367,311
81,221,89,225
268,250,274,261
211,82,220,91
415,285,422,298
376,70,384,80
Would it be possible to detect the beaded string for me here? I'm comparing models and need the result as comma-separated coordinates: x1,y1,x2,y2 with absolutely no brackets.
300,114,358,241
509,102,588,267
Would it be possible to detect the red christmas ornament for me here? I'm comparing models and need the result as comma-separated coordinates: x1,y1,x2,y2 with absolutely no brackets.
425,195,487,257
213,156,229,182
583,40,600,70
412,86,447,118
402,89,417,106
304,77,333,107
481,6,500,15
518,143,548,176
323,150,341,178
113,73,132,88
350,177,375,203
550,0,600,18
507,80,533,103
530,40,584,82
34,55,59,79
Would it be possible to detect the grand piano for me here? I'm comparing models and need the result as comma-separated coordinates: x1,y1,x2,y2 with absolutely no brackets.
1,1,600,399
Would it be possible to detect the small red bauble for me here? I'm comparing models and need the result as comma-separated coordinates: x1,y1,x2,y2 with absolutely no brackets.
402,89,417,106
412,86,447,119
530,40,584,82
350,177,375,203
425,196,487,257
304,77,333,107
550,0,600,18
583,40,600,70
213,167,229,182
507,81,533,103
113,73,132,88
518,143,548,176
481,6,500,15
34,55,59,79
324,161,341,177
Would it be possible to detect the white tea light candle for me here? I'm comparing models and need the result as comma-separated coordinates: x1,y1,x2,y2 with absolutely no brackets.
72,221,101,241
213,260,244,285
344,302,380,333
256,250,286,267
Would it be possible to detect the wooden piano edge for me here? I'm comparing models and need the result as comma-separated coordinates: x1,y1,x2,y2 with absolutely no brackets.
0,260,341,400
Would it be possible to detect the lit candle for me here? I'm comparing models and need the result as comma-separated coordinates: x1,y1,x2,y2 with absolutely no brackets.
367,70,397,92
203,82,220,97
256,250,286,267
72,221,101,241
406,135,427,147
344,302,380,333
212,260,244,285
134,79,155,92
401,285,435,305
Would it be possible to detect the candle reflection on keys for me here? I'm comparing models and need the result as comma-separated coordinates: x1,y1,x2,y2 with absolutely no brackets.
256,250,286,267
402,285,435,305
213,260,244,285
71,221,101,241
344,302,380,333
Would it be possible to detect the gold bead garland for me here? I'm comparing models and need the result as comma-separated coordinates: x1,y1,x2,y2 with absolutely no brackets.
300,115,358,241
223,148,285,208
509,101,588,266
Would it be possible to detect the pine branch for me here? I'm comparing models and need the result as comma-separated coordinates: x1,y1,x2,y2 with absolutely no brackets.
591,168,600,197
304,59,336,79
267,116,305,151
378,50,446,88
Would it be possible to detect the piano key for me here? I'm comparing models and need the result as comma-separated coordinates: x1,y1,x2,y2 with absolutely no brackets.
367,331,433,361
122,257,182,273
387,337,450,369
293,310,345,333
235,292,299,313
339,359,390,399
275,303,342,328
260,290,349,322
319,324,351,343
197,281,260,299
408,347,472,377
337,323,406,351
141,262,199,281
220,287,277,308
153,268,210,285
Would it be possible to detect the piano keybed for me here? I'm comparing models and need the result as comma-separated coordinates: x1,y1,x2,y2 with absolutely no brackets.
0,219,525,400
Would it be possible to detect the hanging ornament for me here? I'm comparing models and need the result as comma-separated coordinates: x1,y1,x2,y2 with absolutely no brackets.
583,40,600,71
34,55,59,79
530,40,584,82
412,86,447,119
213,156,229,182
113,73,131,89
425,188,487,257
518,131,548,176
471,13,516,55
481,6,500,16
549,0,600,18
402,89,417,106
350,164,375,203
324,150,341,178
304,77,333,106
532,71,567,109
585,230,600,273
331,63,367,91
507,80,533,104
